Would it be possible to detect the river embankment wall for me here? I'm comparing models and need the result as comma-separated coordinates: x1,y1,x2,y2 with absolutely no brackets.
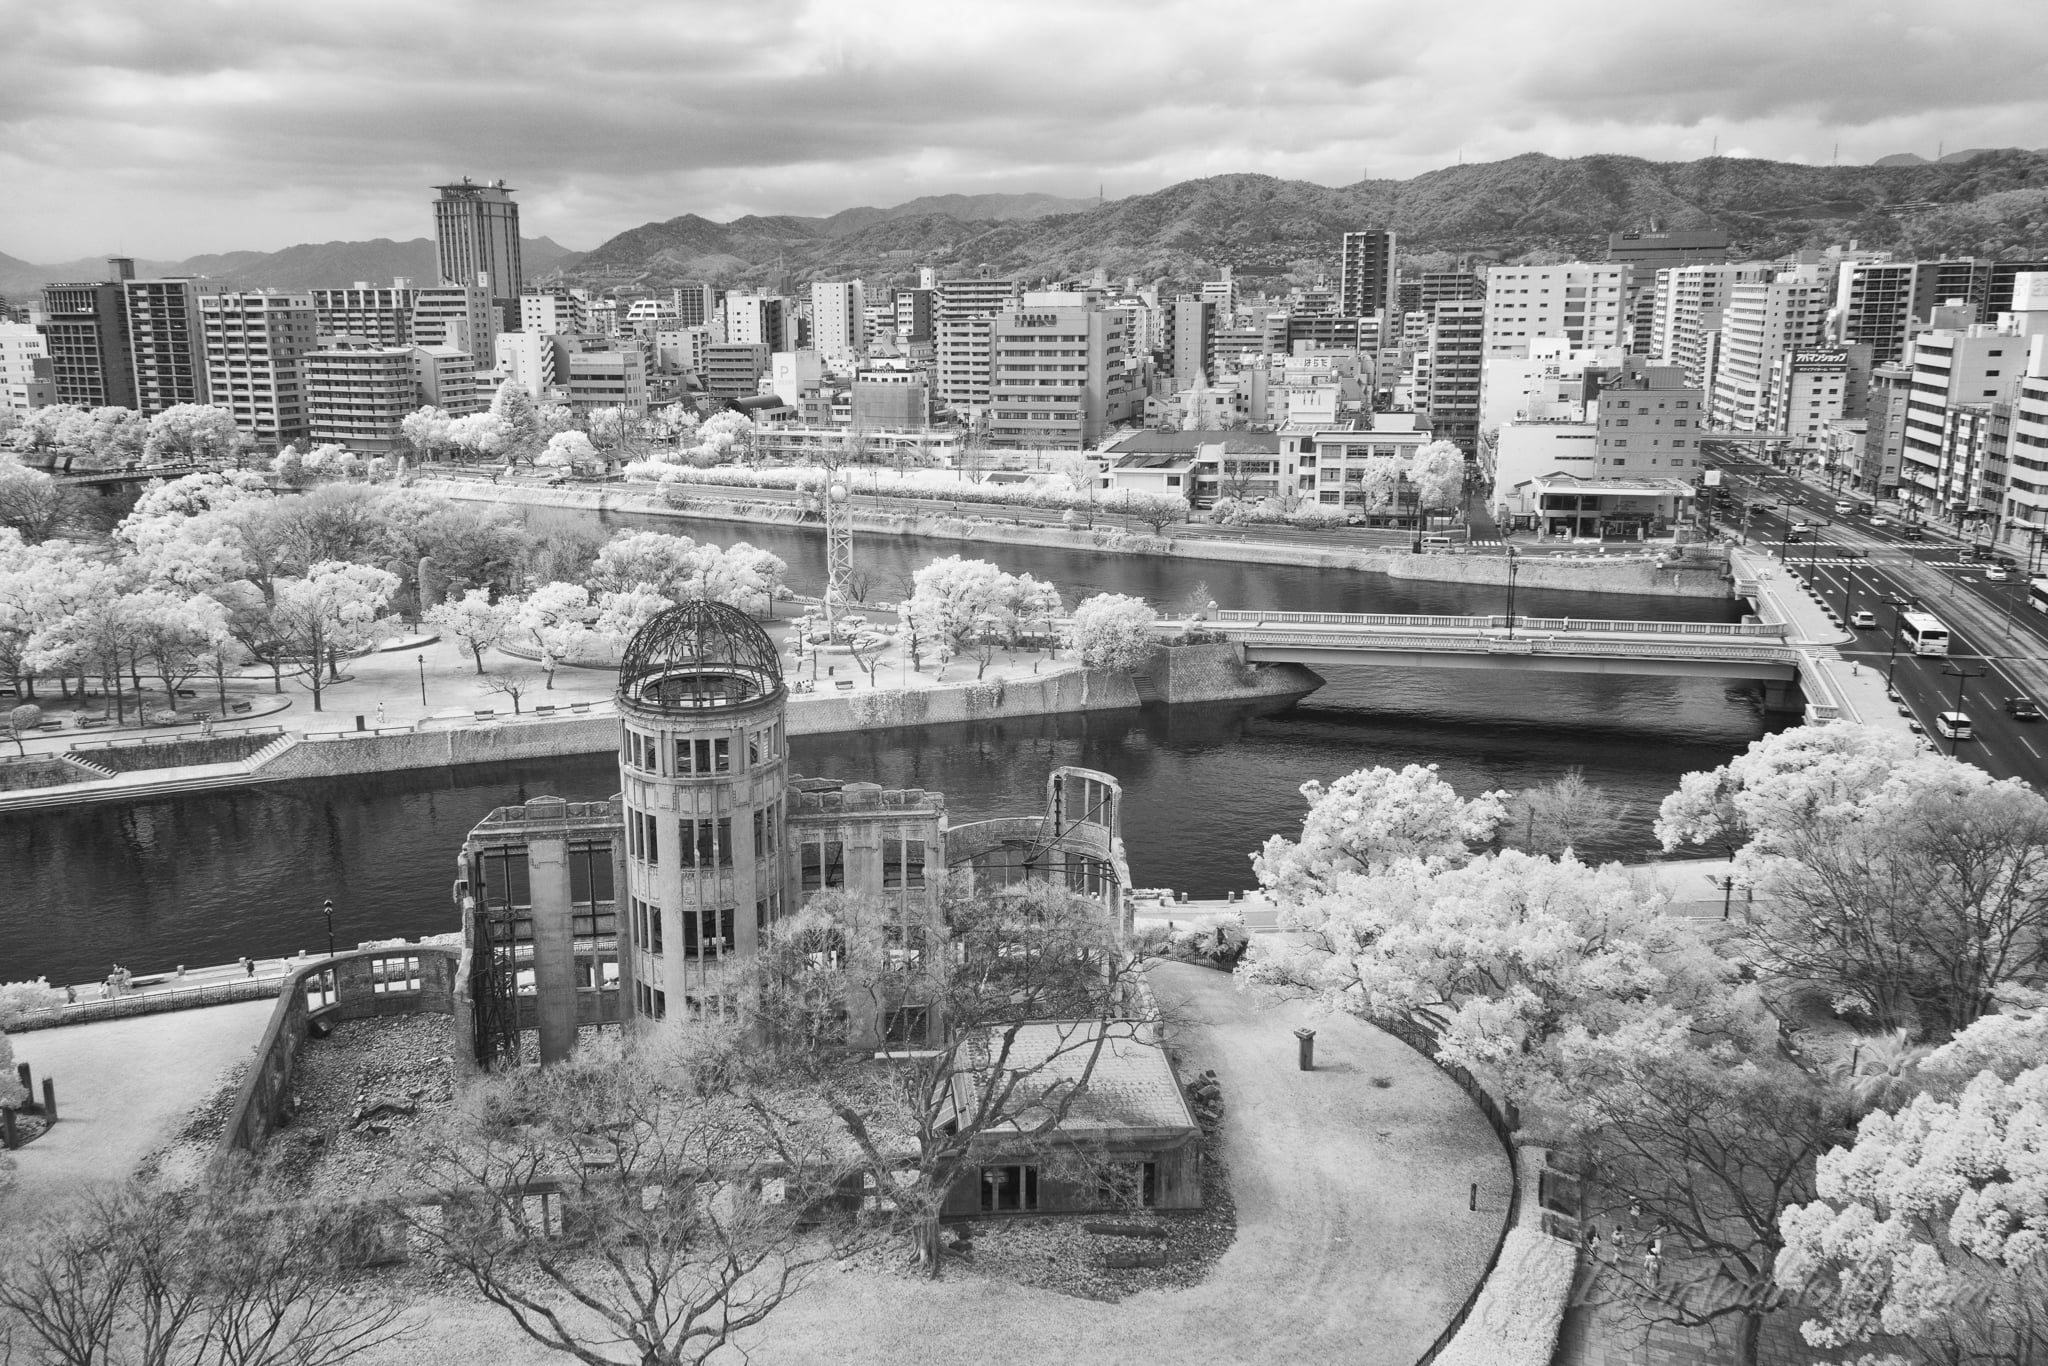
418,479,1732,600
0,647,1321,813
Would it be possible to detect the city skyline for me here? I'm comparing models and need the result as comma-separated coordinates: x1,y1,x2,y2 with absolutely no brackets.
2,0,2043,261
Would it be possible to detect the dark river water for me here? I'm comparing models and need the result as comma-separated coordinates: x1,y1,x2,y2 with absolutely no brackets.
0,515,1768,986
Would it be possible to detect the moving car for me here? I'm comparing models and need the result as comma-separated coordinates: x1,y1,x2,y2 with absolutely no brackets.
2007,696,2042,720
1791,521,1816,534
1903,525,1926,540
1870,515,1891,527
1850,610,1878,628
1935,711,1974,741
1986,565,2011,581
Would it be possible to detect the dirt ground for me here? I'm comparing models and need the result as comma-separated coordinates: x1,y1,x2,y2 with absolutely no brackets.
353,962,1511,1366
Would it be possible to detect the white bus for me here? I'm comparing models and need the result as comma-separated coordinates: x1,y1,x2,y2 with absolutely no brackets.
1899,611,1951,657
2029,577,2048,616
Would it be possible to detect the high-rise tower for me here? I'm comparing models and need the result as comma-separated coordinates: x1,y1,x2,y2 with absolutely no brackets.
433,177,522,302
1339,230,1397,321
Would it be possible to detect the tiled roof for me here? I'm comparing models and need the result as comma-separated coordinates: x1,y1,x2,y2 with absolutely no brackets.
955,1020,1197,1135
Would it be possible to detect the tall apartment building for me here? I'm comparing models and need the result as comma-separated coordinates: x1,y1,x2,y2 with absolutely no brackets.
1606,229,1731,351
199,292,318,448
1481,264,1629,360
671,283,713,329
1165,297,1217,383
521,288,590,335
1862,361,1912,495
927,277,1016,416
123,278,218,414
2006,349,2048,544
1416,272,1485,313
723,293,791,351
1338,230,1397,320
1897,318,2047,517
703,343,771,402
411,284,497,355
933,277,1018,324
1768,345,1871,453
810,281,868,369
1424,299,1485,452
310,284,418,346
894,288,934,345
433,178,522,301
1829,259,2038,366
304,340,477,451
986,297,1135,450
495,331,561,402
0,323,53,410
1650,263,1773,388
1708,267,1833,432
38,278,135,409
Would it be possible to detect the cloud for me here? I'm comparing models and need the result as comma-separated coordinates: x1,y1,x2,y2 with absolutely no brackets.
1,0,2042,260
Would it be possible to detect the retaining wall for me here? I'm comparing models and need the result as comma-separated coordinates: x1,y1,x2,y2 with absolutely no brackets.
253,717,621,782
423,480,1733,598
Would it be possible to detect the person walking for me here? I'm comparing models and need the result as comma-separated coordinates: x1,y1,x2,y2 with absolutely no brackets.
375,702,387,728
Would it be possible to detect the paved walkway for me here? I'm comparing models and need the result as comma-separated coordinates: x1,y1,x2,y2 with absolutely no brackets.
2,999,274,1218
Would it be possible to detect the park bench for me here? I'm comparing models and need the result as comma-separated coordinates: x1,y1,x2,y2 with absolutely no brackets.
229,700,253,714
569,701,591,714
834,679,855,692
36,719,63,731
533,704,557,718
176,688,198,698
73,715,110,729
474,708,496,721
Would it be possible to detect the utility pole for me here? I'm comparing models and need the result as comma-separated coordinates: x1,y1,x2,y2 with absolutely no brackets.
1940,662,1984,756
1885,595,1911,687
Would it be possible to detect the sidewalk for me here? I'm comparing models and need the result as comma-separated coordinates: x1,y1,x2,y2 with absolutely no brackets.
1728,543,1908,734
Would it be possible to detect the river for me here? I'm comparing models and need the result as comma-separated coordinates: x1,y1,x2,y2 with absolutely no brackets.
0,517,1770,986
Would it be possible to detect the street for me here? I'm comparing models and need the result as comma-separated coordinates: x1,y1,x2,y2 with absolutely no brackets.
1703,452,2048,789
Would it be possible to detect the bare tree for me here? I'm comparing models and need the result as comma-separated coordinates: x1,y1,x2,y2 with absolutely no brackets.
1505,767,1624,856
0,1176,413,1366
1549,1045,1848,1366
744,880,1147,1275
409,1039,871,1366
479,675,531,715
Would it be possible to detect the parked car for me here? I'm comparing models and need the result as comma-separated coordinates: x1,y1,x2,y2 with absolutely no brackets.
2007,696,2042,720
1850,610,1878,628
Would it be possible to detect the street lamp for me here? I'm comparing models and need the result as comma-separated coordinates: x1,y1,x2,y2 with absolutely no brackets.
1940,663,1984,756
321,898,336,958
1504,547,1520,639
1884,595,1911,687
417,653,428,706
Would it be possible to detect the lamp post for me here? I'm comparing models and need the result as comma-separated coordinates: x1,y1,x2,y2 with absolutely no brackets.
1504,547,1520,639
417,653,427,706
321,898,335,958
1940,663,1984,755
1884,595,1911,687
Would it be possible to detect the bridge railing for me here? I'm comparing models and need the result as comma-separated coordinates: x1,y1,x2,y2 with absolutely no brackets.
1240,630,1802,664
1210,609,1787,639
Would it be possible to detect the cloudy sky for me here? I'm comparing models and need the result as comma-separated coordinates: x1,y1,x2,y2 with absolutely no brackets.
2,0,2042,262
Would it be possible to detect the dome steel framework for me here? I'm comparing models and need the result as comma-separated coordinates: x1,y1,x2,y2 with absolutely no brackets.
617,601,783,712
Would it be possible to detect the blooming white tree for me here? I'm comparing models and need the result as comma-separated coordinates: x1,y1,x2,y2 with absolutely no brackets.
592,586,673,644
142,403,245,465
446,411,509,463
587,530,698,601
515,582,594,689
270,560,398,711
400,406,454,459
1356,454,1405,510
538,430,599,472
693,410,757,464
0,463,70,543
1060,592,1155,672
491,381,545,467
1657,724,2048,1036
1408,439,1467,512
905,556,1008,672
427,588,516,674
1252,762,1508,897
126,588,228,714
1777,1043,2048,1366
86,406,149,466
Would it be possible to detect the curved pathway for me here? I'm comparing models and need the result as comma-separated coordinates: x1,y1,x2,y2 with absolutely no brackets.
373,961,1512,1366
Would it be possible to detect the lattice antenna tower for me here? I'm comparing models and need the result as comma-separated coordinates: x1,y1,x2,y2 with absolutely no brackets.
823,476,853,637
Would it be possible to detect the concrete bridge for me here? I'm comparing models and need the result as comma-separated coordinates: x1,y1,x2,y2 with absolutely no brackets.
20,456,217,491
1174,610,1843,719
